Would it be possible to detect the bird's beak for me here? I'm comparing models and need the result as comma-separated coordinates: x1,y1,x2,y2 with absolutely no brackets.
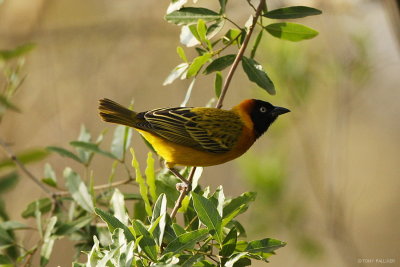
272,106,290,116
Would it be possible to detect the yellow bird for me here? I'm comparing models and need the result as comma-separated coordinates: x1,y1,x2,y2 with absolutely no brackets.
98,98,289,169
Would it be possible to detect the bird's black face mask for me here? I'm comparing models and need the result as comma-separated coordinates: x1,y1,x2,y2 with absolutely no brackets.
250,99,290,138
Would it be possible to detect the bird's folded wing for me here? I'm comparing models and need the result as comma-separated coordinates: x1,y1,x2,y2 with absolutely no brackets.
141,107,243,153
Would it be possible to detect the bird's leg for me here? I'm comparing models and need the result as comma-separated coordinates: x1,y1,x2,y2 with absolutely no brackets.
169,168,192,192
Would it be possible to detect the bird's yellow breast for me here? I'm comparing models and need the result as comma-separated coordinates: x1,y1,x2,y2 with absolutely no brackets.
136,122,255,168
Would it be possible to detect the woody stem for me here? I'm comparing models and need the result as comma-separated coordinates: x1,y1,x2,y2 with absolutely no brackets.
170,0,266,220
215,0,266,109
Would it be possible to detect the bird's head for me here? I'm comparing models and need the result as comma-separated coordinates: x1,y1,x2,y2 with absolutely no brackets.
246,99,290,138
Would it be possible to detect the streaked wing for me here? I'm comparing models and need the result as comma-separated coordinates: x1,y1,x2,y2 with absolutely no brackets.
139,107,243,153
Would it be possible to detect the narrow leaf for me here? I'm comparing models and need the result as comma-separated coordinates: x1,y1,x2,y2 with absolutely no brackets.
164,229,208,254
151,194,167,246
0,43,36,61
186,53,211,78
22,198,52,218
70,141,118,160
131,220,158,261
130,148,152,216
163,63,189,85
165,7,221,25
111,188,129,225
246,238,286,253
177,46,188,62
204,54,236,74
221,228,237,257
0,172,18,194
95,208,134,242
145,152,157,202
64,168,94,212
192,192,223,244
250,30,263,59
41,163,57,188
0,148,50,171
242,57,275,95
0,95,20,112
214,72,223,98
46,146,82,164
111,125,132,160
264,22,319,42
264,6,322,19
197,19,207,43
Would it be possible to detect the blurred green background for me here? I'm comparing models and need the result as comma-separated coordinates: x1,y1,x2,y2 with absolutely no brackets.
1,0,399,266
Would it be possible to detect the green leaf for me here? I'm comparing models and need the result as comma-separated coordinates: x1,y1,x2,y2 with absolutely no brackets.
163,63,189,86
219,0,228,13
197,19,207,43
22,198,52,218
0,43,36,61
250,30,263,59
151,194,167,246
54,215,92,236
0,254,12,265
246,238,286,253
40,216,57,267
165,7,221,25
225,252,248,267
221,228,237,257
64,168,94,213
177,46,188,62
75,125,92,163
0,172,18,194
0,148,50,171
264,6,322,19
0,226,13,245
0,95,20,112
131,220,157,261
180,254,205,267
211,185,225,216
41,163,57,188
242,57,275,95
164,229,208,254
222,204,246,227
192,192,223,244
70,141,118,160
206,19,225,40
111,125,132,160
130,148,152,216
172,223,185,236
46,146,82,164
264,22,319,42
0,221,29,230
223,29,244,45
223,192,256,218
214,72,223,98
111,188,129,225
204,54,236,74
186,53,212,78
145,152,157,202
95,208,134,242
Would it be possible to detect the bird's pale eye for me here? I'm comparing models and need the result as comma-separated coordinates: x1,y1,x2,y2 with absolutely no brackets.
259,106,267,113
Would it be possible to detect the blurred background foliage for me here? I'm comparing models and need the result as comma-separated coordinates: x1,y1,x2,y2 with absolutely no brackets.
0,0,399,266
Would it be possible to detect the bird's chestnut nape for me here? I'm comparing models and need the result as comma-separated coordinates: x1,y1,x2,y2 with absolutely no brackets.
250,99,290,138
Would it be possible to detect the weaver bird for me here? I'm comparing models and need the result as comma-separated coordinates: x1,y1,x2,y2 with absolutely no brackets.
99,98,289,171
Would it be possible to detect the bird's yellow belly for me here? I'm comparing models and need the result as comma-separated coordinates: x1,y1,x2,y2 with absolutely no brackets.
137,129,255,167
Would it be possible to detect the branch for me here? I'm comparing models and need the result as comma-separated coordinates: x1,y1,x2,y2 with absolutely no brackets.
170,0,266,220
0,138,53,196
53,177,136,196
215,0,266,109
170,167,196,219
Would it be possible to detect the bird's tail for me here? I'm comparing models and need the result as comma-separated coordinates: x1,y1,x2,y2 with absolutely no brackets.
98,98,137,128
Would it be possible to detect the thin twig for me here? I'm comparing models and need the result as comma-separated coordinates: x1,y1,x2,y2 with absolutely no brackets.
170,167,196,219
170,0,266,220
216,0,266,109
54,177,135,196
223,16,242,29
0,138,53,196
